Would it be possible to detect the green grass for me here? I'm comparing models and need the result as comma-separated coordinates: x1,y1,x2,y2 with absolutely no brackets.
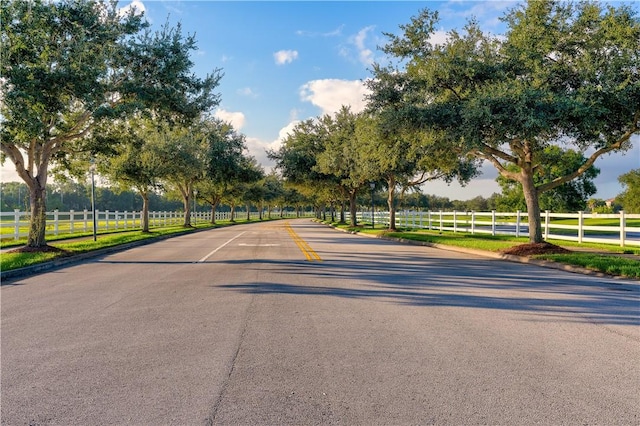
1,217,274,272
322,220,640,279
534,253,640,279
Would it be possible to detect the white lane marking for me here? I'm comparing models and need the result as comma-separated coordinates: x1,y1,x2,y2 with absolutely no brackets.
237,243,281,247
197,231,247,263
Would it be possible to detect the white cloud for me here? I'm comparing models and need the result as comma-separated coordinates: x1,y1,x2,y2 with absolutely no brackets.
245,121,302,173
296,25,344,37
354,26,375,66
299,79,371,115
274,50,299,65
339,25,382,67
429,30,450,47
237,87,258,98
214,109,246,130
118,0,145,17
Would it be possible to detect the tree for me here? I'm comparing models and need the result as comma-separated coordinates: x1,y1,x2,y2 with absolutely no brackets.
356,113,478,230
197,119,249,223
262,173,285,219
155,122,211,228
371,0,639,243
268,118,344,220
0,0,221,249
495,147,600,213
315,107,374,226
97,119,170,232
617,169,640,213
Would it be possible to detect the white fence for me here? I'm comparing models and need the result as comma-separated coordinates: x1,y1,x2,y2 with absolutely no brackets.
354,210,640,247
1,209,311,241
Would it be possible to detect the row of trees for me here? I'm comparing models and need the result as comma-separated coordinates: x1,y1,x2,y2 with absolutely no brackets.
3,164,638,217
269,0,639,241
0,0,227,247
1,0,638,248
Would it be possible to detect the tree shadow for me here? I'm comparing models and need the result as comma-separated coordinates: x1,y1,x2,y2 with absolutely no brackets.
215,254,640,327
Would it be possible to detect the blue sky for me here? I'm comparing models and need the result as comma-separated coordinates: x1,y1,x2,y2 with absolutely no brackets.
2,1,637,200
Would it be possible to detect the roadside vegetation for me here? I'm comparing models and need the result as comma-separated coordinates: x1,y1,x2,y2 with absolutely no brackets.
0,218,267,272
322,220,640,279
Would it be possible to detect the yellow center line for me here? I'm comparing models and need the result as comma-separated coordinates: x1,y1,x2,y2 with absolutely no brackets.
285,222,322,261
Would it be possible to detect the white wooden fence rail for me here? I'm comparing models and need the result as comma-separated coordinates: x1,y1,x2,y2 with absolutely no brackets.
0,209,308,241
352,210,640,247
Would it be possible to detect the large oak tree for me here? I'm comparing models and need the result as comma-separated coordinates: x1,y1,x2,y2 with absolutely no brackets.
370,0,639,243
0,0,220,248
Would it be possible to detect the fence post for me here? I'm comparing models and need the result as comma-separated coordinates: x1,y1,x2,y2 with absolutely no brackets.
545,210,550,240
578,211,584,244
13,209,20,240
123,211,128,229
115,211,120,230
105,210,110,230
453,210,457,233
54,209,59,236
83,209,88,232
516,210,521,238
620,210,626,247
439,210,443,232
491,210,496,236
428,211,432,230
471,211,475,234
70,210,75,233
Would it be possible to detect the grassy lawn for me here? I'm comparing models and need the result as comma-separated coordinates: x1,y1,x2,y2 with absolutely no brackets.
1,218,269,272
323,220,640,279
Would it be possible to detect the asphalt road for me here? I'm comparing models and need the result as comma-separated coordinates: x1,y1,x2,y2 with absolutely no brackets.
2,219,639,425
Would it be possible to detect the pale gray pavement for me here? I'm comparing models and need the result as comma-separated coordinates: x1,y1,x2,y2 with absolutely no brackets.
1,219,639,425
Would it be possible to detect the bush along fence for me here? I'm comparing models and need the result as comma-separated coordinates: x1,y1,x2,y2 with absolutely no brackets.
352,210,640,247
1,209,313,241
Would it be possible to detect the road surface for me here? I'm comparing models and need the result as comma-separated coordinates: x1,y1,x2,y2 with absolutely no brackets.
2,219,639,425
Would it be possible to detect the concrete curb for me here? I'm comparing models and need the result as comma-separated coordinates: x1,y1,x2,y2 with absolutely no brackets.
324,222,639,283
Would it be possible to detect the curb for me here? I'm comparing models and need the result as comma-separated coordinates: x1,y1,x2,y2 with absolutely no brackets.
325,223,639,283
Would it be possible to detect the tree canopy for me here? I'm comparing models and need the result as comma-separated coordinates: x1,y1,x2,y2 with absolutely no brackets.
370,0,639,242
0,0,221,248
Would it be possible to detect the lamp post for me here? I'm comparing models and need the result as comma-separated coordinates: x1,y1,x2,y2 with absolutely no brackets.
90,159,97,241
193,189,197,226
370,182,375,229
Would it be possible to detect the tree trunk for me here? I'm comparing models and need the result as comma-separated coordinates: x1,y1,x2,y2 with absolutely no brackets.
349,190,358,227
210,201,219,224
27,180,48,248
230,202,236,222
521,170,543,243
340,200,346,223
141,190,150,233
183,192,192,227
246,204,251,221
387,175,397,231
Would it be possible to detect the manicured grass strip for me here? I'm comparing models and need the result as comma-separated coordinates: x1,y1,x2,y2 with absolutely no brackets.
384,230,528,252
534,253,640,279
322,221,640,279
1,227,193,271
1,217,281,272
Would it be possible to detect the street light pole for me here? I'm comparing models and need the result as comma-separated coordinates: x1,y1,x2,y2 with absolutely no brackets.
90,159,97,241
370,182,375,229
193,189,197,226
